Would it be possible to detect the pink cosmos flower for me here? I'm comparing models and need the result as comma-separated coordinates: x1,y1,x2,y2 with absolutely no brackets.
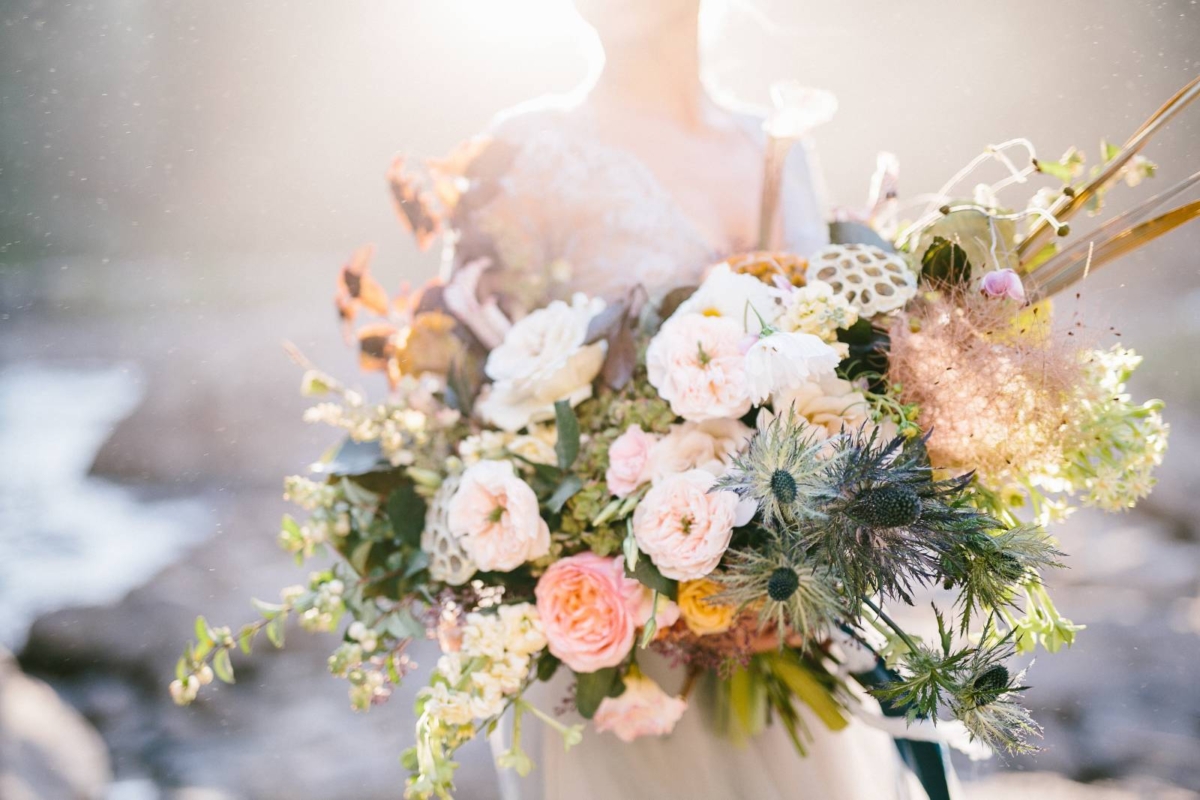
632,470,739,581
594,673,688,743
447,460,550,572
980,269,1026,302
646,314,752,422
535,553,640,673
606,426,657,498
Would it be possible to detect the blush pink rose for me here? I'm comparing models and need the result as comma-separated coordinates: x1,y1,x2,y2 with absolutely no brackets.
606,426,657,498
632,469,739,581
535,553,641,673
646,314,752,422
447,460,550,572
594,673,688,742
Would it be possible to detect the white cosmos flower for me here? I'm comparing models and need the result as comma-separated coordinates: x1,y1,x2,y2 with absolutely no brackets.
744,330,840,405
673,263,782,333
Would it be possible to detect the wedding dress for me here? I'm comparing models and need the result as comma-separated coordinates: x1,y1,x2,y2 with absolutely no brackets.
457,96,938,800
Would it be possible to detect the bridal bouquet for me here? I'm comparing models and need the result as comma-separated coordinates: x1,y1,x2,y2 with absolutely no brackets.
172,78,1197,800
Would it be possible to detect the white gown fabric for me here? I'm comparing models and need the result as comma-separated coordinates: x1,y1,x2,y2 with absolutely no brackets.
464,98,931,800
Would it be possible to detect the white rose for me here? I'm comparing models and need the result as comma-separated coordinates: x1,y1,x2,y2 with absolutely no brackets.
744,330,840,405
673,263,782,333
476,293,607,432
646,313,752,422
771,374,875,440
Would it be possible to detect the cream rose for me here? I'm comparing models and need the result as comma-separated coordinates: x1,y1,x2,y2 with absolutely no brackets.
645,418,753,484
476,293,607,432
593,673,688,742
535,553,640,673
771,374,875,440
646,314,752,422
632,469,739,581
447,460,550,572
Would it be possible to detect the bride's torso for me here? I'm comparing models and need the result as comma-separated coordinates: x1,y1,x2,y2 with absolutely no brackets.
464,95,926,800
457,93,830,309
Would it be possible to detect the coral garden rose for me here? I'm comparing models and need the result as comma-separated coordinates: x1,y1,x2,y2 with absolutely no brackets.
646,314,753,422
606,425,658,498
447,460,550,572
677,578,736,636
593,673,688,743
632,470,740,581
535,553,641,673
476,293,607,432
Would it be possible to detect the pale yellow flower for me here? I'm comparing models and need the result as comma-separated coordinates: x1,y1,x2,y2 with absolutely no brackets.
677,578,736,636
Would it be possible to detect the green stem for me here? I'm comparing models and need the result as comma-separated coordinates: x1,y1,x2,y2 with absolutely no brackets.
862,596,921,654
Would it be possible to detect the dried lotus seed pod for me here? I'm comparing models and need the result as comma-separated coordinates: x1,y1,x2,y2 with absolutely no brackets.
420,473,477,586
807,244,916,317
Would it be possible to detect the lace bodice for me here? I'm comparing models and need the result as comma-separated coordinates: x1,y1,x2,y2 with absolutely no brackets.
454,100,830,311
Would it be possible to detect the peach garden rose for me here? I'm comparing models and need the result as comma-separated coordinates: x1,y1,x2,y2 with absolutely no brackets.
447,460,550,572
632,469,740,581
535,552,641,673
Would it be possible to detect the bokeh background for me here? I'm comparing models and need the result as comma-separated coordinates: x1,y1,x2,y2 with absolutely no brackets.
2,1,1198,798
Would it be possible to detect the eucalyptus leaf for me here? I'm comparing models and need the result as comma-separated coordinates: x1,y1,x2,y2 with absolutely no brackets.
554,400,580,471
313,437,388,478
546,475,584,514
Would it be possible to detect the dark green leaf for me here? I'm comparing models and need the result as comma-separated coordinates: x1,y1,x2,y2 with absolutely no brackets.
554,400,580,470
575,667,622,719
387,483,427,547
920,236,972,286
349,541,373,575
537,653,561,682
625,556,678,601
829,220,895,251
546,475,584,514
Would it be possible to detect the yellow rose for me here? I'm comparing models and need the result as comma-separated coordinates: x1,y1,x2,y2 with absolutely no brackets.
678,579,736,636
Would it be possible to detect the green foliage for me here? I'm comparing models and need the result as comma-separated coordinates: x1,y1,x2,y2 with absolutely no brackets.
387,483,426,548
625,552,678,601
920,236,973,286
574,667,624,719
554,400,581,470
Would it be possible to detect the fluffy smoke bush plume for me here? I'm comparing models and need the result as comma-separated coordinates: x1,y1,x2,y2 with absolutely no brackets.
887,290,1086,486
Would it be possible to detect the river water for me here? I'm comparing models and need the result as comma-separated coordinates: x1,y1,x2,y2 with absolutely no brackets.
0,362,209,649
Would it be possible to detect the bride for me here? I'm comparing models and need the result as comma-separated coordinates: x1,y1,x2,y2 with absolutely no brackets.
444,1,954,798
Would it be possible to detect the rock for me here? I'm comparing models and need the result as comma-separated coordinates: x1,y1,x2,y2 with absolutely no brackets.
18,487,499,800
0,647,112,800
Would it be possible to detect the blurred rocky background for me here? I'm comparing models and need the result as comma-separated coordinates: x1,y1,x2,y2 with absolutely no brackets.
1,1,1198,798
